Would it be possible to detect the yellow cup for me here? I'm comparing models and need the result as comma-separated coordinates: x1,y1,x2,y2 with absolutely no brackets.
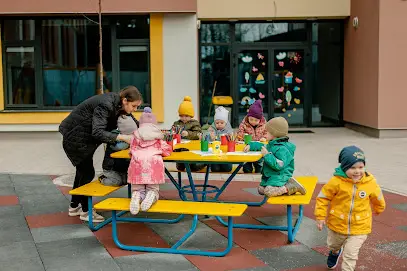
212,141,221,154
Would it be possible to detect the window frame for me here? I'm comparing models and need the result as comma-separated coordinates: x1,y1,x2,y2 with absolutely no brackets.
1,16,151,111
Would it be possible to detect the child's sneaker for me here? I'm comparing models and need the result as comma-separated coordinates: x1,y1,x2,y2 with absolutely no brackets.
80,210,105,223
141,191,158,211
68,204,82,216
327,248,342,269
130,192,141,215
285,177,307,195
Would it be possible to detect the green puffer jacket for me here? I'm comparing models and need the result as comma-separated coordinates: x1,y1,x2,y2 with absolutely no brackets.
172,119,202,140
249,137,296,187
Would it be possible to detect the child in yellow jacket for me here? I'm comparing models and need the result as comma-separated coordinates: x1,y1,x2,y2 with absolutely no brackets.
315,146,385,271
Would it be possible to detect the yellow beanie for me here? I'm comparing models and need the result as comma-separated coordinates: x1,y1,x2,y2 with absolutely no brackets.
178,96,195,117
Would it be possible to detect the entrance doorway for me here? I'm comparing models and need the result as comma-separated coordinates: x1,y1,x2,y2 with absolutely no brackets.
232,45,309,127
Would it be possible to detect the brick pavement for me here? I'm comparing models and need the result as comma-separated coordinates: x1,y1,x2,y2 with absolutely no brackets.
1,173,407,271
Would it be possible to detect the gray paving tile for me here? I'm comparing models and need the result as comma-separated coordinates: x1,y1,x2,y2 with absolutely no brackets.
18,193,68,216
0,186,16,195
0,174,13,187
11,174,52,186
0,216,33,245
392,203,407,212
377,241,407,259
14,184,60,197
256,215,328,248
242,187,262,197
148,215,230,250
0,241,40,262
251,244,326,270
0,205,23,216
116,253,198,271
37,237,120,271
31,224,94,243
0,257,45,271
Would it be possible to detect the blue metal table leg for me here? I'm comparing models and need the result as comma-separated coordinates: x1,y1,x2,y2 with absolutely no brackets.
165,168,187,201
171,215,198,249
184,164,198,201
212,164,243,201
117,214,185,224
287,205,294,243
202,165,211,202
87,196,127,231
292,205,304,240
127,183,132,198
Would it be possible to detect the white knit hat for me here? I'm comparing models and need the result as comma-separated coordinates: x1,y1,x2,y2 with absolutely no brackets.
214,106,229,122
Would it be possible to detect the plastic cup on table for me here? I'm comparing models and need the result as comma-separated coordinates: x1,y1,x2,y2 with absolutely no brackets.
173,134,181,144
220,135,228,145
201,140,209,152
227,141,236,152
244,134,252,145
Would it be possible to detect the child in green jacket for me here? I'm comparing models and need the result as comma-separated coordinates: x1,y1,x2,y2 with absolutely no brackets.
244,117,306,197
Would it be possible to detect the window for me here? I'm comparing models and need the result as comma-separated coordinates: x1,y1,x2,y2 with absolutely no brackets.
200,24,230,43
2,16,150,110
235,23,307,42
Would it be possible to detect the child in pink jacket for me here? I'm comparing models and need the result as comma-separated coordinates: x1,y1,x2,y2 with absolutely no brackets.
128,107,172,215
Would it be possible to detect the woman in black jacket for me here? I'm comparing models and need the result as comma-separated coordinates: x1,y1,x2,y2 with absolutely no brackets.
59,86,142,222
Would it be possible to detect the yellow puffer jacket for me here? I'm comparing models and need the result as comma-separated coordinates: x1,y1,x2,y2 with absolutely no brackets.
315,167,386,235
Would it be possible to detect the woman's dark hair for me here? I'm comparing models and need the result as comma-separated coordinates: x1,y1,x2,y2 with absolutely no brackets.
120,86,143,102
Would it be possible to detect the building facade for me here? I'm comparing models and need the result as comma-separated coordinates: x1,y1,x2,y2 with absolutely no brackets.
0,0,406,137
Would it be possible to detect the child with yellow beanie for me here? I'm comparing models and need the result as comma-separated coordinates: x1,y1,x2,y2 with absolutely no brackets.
172,96,205,172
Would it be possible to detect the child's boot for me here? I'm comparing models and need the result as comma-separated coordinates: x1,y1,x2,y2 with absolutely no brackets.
130,191,141,215
258,186,265,195
285,178,307,195
141,191,159,211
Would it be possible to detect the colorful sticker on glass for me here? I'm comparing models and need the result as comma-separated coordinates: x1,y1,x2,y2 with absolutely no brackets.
257,53,265,60
276,52,287,60
240,87,248,93
255,73,265,85
289,52,302,64
295,77,303,84
245,72,250,83
249,87,257,94
293,86,300,92
242,56,253,63
285,72,293,84
286,90,292,106
259,92,265,99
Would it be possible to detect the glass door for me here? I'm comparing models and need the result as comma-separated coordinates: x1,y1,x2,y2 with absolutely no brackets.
271,49,306,126
234,49,271,124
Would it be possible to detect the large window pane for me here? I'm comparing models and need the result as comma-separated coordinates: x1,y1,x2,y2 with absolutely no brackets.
115,16,149,39
5,47,36,105
41,19,112,106
3,20,35,41
119,45,149,105
200,45,230,124
200,24,230,43
235,23,306,42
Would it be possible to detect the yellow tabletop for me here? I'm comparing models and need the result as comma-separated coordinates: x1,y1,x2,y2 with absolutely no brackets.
110,140,262,163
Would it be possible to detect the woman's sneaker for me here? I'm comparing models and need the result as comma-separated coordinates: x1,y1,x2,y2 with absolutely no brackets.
68,205,82,216
79,210,105,223
327,248,342,269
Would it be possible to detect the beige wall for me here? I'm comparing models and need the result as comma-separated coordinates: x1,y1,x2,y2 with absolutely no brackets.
377,0,407,129
343,0,380,128
198,0,350,19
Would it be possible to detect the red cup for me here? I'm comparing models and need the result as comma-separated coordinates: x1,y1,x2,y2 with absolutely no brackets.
173,134,181,143
227,141,236,152
221,135,228,145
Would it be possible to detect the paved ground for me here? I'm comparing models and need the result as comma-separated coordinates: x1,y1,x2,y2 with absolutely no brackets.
1,173,407,271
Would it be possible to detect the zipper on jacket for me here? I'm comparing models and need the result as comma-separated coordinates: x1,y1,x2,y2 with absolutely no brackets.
348,184,357,235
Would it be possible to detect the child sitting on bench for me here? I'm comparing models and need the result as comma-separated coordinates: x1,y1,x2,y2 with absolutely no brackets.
128,107,172,214
244,116,306,197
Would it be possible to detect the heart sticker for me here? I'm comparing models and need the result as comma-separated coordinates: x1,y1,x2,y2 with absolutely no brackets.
278,87,284,92
278,61,284,67
295,77,302,83
293,108,297,112
293,86,300,91
262,62,266,66
252,66,258,72
288,114,292,117
282,108,286,112
277,99,282,104
259,92,265,99
294,98,301,104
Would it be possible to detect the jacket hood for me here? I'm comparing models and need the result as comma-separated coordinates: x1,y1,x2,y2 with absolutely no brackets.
333,166,373,184
210,121,234,135
135,123,163,147
244,115,267,127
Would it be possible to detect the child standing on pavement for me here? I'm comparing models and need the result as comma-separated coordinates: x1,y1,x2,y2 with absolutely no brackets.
315,146,386,271
237,100,268,173
206,106,234,172
128,107,172,215
243,116,306,197
172,96,205,172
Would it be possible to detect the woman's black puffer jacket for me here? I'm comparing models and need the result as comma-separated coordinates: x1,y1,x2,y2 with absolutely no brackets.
59,92,122,166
